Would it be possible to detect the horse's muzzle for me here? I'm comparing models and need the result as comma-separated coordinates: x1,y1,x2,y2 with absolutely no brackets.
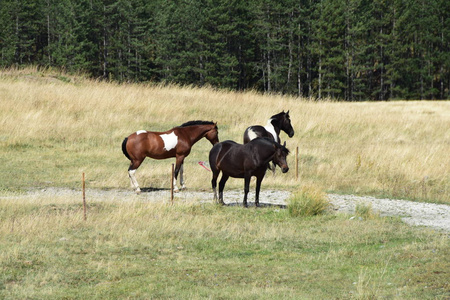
281,167,289,173
288,130,295,138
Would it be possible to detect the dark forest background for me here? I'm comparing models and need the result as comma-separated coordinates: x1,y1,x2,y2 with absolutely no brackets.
1,0,449,100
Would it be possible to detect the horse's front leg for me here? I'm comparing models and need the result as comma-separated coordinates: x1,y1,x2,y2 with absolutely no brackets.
179,163,186,190
255,176,264,207
173,155,186,192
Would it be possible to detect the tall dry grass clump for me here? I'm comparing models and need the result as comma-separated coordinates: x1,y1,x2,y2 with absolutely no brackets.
287,185,330,217
354,203,380,220
0,67,449,203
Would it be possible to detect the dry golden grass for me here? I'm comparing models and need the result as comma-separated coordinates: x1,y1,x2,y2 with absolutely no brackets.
0,67,449,203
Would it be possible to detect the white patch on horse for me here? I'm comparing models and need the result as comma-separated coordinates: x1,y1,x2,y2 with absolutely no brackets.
264,119,278,143
136,130,147,135
247,128,259,141
160,132,178,151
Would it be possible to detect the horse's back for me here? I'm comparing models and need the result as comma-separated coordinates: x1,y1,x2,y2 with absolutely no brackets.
126,131,171,159
209,140,239,163
209,140,246,174
243,125,273,143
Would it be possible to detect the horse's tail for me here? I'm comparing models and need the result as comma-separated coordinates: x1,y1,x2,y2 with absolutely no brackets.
122,137,131,161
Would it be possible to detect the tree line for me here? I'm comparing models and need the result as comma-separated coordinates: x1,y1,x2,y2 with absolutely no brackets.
1,0,449,100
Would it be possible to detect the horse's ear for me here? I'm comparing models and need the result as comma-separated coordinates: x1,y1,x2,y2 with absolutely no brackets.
286,110,290,115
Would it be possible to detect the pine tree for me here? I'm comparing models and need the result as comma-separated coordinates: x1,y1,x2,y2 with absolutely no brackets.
6,0,46,65
0,0,448,100
0,1,18,66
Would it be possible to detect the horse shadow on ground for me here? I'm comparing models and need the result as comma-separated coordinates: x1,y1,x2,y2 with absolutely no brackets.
140,187,170,193
223,202,287,209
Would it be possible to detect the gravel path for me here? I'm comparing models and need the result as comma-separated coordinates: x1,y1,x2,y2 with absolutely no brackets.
328,194,450,232
4,188,450,232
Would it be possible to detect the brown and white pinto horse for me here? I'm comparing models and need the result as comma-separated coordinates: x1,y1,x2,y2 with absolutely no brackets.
122,121,219,193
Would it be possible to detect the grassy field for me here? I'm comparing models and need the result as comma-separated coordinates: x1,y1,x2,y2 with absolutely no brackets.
0,67,449,203
1,194,449,299
0,67,449,299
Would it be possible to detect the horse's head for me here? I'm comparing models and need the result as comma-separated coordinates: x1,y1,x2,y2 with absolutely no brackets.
273,141,290,173
280,110,295,138
205,122,219,145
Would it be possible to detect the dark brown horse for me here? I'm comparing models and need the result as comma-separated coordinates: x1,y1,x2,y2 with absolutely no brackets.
209,138,290,207
122,121,219,193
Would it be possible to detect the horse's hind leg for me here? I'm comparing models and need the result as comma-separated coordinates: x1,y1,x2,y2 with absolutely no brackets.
218,174,229,205
128,159,144,194
211,170,219,203
128,169,140,194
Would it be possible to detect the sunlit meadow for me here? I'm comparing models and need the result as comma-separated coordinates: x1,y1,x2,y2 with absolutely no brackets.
0,67,449,299
0,67,448,203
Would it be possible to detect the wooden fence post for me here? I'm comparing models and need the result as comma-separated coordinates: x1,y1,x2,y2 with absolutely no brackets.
82,172,87,221
171,164,174,204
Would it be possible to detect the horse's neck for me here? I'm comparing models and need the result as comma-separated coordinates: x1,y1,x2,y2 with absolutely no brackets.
265,119,280,142
186,126,210,144
255,144,276,165
272,119,282,134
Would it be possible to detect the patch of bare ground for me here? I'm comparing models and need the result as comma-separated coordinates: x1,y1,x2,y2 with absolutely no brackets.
5,188,449,232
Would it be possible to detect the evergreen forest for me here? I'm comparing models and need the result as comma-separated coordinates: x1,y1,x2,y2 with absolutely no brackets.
1,0,449,100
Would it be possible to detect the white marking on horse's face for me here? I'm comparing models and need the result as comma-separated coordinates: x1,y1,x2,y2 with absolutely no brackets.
136,130,147,135
160,131,178,151
247,128,258,141
264,119,279,142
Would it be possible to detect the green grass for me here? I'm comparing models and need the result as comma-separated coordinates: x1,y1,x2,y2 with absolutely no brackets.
1,197,449,299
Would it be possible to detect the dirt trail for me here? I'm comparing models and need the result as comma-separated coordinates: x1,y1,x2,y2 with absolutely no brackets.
5,188,450,232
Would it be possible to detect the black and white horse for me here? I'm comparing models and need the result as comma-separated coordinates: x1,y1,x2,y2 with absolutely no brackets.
243,111,294,171
243,111,294,144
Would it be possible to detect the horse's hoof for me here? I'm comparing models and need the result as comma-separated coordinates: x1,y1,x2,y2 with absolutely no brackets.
136,189,141,195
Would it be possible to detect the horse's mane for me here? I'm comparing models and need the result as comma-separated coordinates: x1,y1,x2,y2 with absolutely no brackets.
270,111,288,119
179,120,215,127
256,137,290,155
